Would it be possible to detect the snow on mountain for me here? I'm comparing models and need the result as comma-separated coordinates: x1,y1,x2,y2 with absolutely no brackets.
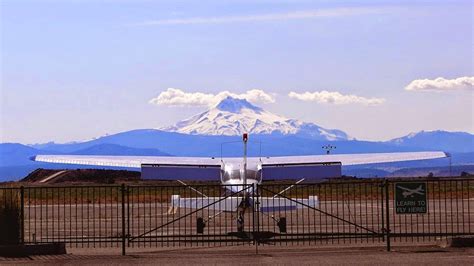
388,130,474,152
160,96,349,141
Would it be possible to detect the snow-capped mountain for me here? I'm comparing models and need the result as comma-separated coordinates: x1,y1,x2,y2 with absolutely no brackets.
160,96,349,141
388,130,474,153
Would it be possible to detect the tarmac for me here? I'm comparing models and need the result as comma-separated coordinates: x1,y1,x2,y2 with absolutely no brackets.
1,245,473,265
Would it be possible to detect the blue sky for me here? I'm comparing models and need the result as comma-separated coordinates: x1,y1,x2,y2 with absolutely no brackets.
1,0,472,143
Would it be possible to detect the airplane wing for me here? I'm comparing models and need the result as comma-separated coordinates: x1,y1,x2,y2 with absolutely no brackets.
257,151,447,180
32,151,447,181
31,155,220,168
260,151,448,166
33,151,447,168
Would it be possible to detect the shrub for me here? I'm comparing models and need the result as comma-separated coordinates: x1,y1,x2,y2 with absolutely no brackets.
0,189,21,245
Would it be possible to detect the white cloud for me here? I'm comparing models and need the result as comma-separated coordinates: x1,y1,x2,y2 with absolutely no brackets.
133,7,382,26
288,91,385,106
404,77,474,92
149,88,275,107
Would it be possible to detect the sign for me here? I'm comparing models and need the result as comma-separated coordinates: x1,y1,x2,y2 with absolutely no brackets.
395,182,427,214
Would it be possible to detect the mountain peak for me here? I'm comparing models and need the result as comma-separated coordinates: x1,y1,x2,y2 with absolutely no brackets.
214,96,262,113
159,96,348,140
388,130,474,152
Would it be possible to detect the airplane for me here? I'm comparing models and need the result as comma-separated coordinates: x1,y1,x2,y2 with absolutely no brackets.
398,185,425,198
31,133,447,190
31,133,446,233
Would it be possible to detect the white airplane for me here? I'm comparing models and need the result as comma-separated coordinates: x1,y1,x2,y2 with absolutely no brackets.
398,185,425,198
31,133,447,189
32,133,446,232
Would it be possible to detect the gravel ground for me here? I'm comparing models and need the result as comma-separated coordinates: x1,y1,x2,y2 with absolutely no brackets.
1,245,473,265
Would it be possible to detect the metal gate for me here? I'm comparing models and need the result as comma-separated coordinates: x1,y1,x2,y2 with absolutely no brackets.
1,178,473,254
126,182,387,248
386,179,474,250
126,184,255,247
255,182,385,245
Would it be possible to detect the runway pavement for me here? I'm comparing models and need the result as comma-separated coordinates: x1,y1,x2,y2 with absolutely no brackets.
22,198,474,248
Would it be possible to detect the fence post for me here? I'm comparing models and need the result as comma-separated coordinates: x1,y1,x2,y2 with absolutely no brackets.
121,184,126,256
254,183,259,255
127,186,130,247
384,180,391,251
20,186,25,245
380,181,385,242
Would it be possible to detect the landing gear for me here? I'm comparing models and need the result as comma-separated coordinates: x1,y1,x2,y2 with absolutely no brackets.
237,195,252,232
237,215,244,232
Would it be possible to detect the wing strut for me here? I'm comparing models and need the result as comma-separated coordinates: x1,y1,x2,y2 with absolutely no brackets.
177,180,208,198
273,178,305,198
168,180,209,215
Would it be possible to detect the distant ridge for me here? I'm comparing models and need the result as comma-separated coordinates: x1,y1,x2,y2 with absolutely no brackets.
388,130,474,153
0,142,169,181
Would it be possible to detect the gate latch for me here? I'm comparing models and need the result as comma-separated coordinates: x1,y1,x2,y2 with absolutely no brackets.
197,217,206,234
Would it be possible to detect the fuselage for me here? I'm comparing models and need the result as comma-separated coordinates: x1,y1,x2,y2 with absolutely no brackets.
220,160,262,188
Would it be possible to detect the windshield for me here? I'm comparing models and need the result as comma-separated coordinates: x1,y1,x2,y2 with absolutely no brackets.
220,162,262,183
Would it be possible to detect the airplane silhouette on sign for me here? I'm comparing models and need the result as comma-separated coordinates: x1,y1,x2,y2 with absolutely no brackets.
398,185,425,198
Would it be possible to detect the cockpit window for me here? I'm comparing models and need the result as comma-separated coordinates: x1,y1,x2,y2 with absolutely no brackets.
221,163,240,182
221,162,262,183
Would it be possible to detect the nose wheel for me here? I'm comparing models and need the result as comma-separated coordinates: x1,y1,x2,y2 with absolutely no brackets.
237,195,252,232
